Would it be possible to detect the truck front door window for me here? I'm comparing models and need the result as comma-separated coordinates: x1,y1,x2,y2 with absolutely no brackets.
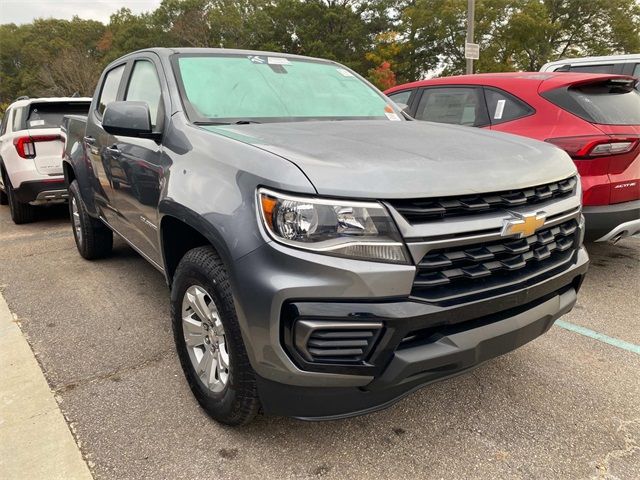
125,60,162,128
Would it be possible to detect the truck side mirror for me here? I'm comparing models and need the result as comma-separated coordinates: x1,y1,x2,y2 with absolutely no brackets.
102,101,153,137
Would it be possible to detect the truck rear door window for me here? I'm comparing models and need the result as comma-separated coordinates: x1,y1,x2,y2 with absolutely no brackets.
24,102,91,130
542,79,640,125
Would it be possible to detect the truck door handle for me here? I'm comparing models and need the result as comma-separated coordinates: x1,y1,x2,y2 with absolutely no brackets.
106,146,121,157
84,136,96,146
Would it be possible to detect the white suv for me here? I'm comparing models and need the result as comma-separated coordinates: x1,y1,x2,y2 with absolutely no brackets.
0,97,91,223
540,54,640,78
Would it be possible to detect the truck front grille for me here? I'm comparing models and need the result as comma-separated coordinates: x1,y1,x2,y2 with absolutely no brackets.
390,176,577,223
412,219,579,303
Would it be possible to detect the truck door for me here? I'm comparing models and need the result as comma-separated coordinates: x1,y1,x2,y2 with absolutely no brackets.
84,63,127,223
102,56,168,267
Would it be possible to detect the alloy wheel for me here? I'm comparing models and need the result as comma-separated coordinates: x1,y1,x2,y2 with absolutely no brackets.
71,195,83,245
181,285,230,393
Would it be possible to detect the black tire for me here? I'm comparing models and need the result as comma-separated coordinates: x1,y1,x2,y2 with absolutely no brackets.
0,166,8,205
171,246,260,426
68,180,113,259
4,173,35,224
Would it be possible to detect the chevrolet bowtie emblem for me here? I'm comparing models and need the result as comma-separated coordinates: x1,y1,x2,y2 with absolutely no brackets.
501,211,546,238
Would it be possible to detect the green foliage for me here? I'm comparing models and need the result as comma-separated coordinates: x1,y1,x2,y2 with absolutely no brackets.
1,0,639,109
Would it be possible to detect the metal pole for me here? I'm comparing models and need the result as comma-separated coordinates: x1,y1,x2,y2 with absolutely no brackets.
466,0,475,74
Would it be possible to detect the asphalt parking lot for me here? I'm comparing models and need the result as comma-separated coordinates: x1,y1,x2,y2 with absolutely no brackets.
0,204,638,480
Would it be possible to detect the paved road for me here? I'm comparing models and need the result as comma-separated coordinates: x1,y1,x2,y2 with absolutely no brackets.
1,204,638,480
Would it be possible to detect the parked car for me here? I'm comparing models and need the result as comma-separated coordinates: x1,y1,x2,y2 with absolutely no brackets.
540,54,640,80
386,72,640,242
63,48,588,425
0,96,91,223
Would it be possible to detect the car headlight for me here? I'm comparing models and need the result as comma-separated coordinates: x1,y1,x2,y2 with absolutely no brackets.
258,188,409,264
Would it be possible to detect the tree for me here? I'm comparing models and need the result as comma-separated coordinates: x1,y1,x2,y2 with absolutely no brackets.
388,0,640,78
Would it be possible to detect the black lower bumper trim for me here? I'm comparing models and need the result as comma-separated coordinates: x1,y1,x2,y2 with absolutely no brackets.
13,179,66,204
584,200,640,241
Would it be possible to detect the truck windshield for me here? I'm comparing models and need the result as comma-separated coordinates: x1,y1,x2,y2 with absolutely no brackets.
173,54,399,124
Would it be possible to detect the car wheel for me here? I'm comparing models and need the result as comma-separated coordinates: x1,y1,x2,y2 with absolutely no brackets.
69,180,113,259
0,187,7,205
171,246,260,426
4,173,35,224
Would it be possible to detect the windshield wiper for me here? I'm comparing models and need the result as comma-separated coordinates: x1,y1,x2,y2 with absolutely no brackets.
194,120,262,126
193,121,231,126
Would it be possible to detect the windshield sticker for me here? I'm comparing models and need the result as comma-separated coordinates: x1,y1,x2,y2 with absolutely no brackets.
494,99,506,120
248,55,266,64
384,104,401,121
268,57,291,65
336,68,354,77
29,119,45,126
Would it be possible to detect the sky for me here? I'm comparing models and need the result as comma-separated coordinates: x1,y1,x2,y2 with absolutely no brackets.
0,0,163,25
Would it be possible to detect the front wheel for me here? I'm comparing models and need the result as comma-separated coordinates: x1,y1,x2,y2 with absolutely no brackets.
68,180,113,259
171,246,260,426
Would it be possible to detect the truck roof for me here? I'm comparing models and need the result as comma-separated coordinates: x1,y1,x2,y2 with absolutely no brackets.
112,47,337,65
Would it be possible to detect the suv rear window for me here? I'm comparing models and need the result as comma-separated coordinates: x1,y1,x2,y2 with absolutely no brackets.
23,102,90,130
542,79,640,125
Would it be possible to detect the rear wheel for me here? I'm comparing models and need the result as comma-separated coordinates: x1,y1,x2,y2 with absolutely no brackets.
4,173,35,224
171,246,260,426
68,180,113,259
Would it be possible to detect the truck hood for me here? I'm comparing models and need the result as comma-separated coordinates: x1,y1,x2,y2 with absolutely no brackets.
204,121,577,199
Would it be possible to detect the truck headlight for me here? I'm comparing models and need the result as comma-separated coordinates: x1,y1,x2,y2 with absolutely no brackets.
258,188,409,264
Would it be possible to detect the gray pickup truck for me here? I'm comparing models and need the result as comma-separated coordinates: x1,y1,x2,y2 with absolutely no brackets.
63,48,589,425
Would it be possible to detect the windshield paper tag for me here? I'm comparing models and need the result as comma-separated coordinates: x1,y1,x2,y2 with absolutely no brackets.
385,111,401,121
336,68,354,77
494,99,506,120
268,57,291,65
30,119,45,126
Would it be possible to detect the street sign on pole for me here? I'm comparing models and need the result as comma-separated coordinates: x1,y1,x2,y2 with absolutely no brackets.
465,43,480,60
465,0,476,74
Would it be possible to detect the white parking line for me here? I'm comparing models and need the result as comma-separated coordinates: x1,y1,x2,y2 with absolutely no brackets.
0,292,93,480
555,319,640,355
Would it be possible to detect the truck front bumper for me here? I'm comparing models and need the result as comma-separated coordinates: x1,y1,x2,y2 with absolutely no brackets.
233,241,589,419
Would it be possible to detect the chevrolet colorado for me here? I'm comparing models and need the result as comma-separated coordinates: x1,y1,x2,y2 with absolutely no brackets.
62,48,589,425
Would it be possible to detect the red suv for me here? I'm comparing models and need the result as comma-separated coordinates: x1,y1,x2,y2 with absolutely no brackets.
386,73,640,242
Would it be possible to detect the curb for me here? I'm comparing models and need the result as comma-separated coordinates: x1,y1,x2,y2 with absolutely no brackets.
0,291,93,480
